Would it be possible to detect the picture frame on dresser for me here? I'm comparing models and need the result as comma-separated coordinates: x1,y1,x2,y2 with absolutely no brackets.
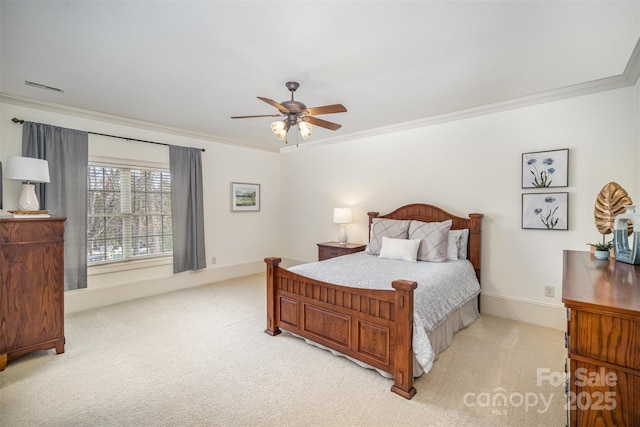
230,182,260,212
522,192,568,230
522,148,569,188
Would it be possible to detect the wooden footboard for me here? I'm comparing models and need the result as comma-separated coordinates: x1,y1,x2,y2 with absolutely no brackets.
265,257,417,399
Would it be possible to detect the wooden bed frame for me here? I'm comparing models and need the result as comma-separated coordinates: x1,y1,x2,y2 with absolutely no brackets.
265,203,483,399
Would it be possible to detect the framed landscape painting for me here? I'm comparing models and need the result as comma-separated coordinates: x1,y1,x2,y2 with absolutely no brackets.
522,148,568,188
522,192,568,230
231,182,260,212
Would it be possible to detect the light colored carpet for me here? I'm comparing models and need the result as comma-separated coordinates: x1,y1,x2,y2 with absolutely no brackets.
0,274,567,426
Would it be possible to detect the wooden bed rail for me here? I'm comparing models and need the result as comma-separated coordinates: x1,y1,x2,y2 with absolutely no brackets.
264,257,418,399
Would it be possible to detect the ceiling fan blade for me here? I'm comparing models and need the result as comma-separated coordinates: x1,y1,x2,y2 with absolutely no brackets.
257,96,291,113
302,116,342,131
303,104,347,116
231,114,283,119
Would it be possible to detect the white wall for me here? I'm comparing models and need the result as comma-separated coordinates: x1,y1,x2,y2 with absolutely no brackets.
280,85,639,330
1,81,637,328
0,98,281,313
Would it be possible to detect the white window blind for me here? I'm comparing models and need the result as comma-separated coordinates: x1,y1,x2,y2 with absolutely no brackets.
87,164,172,264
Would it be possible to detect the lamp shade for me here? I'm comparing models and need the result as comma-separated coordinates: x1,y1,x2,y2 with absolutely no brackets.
298,121,312,140
5,156,50,183
271,121,289,140
333,207,353,224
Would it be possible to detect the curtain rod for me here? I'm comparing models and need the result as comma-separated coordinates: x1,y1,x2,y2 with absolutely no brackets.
11,118,205,152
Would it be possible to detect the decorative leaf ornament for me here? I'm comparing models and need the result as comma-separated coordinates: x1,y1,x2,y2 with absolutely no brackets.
594,182,633,235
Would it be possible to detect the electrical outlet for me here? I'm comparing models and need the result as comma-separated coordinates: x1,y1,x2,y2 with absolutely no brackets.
211,256,216,265
544,286,555,298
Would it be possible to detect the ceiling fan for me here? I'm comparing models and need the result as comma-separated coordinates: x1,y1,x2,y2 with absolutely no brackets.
231,81,347,143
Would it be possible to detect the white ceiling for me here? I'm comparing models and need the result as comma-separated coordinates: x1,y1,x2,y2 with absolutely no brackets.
1,1,639,152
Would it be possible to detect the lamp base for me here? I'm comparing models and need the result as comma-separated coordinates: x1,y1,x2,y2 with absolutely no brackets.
338,224,348,244
18,184,40,211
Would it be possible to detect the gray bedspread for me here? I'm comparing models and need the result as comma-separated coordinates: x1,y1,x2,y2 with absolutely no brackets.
288,251,480,373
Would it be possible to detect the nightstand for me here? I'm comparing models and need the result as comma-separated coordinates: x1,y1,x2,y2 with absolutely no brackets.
317,241,366,261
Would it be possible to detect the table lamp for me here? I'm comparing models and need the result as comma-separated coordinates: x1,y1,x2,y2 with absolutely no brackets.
4,156,50,211
333,207,353,244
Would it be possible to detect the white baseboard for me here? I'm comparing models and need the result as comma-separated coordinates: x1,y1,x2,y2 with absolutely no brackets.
65,261,265,314
480,292,566,330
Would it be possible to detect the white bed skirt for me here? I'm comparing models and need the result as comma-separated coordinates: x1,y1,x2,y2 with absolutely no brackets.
423,297,480,373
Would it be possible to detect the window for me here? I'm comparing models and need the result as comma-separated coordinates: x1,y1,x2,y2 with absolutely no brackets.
87,164,172,265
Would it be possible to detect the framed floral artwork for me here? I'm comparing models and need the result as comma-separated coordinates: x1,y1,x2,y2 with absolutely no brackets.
231,182,260,212
522,148,568,188
522,192,568,230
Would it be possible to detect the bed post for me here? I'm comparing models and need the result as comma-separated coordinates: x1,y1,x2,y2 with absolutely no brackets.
264,257,282,337
468,213,483,311
391,279,418,399
367,211,379,242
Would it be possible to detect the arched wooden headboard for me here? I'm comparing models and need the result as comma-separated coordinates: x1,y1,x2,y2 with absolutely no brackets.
368,203,483,283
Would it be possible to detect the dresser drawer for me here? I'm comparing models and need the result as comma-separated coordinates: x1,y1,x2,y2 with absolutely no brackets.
0,219,64,244
569,359,640,427
571,310,640,370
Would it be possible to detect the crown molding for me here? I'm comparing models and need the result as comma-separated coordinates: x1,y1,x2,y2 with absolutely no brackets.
283,38,640,153
3,39,638,155
282,73,635,154
0,93,281,153
623,37,640,85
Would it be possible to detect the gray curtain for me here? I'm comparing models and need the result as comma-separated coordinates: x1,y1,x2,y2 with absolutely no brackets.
169,146,206,273
22,122,89,291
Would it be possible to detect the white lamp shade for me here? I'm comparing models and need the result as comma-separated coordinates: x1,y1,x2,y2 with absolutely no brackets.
333,207,353,224
5,156,50,183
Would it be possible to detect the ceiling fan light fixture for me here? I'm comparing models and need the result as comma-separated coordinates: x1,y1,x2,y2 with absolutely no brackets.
271,120,289,140
299,121,312,140
234,81,346,144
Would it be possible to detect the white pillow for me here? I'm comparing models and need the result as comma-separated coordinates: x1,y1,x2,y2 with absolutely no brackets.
378,237,420,262
447,229,470,260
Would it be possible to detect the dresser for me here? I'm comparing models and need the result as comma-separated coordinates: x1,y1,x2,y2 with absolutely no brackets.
317,241,366,261
0,218,66,371
562,250,640,427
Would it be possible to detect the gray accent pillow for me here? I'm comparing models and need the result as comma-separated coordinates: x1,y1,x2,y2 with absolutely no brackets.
409,219,452,262
458,228,470,259
366,218,410,255
447,229,470,260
